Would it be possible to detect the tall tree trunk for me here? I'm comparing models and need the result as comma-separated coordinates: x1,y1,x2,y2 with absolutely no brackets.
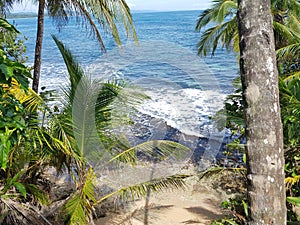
237,0,286,224
32,0,45,93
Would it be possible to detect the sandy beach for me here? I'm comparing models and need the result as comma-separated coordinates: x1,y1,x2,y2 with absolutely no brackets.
95,175,228,225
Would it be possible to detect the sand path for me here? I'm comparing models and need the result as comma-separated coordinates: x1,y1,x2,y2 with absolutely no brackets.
95,178,227,225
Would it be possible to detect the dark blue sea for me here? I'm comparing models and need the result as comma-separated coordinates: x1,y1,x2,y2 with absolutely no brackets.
10,10,239,165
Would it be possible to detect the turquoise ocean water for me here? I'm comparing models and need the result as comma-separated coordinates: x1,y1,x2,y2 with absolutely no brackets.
10,11,239,157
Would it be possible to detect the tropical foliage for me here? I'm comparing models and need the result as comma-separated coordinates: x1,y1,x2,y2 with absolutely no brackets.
28,0,138,92
195,0,300,224
0,0,138,92
195,0,239,56
195,0,300,56
49,36,191,224
0,18,192,224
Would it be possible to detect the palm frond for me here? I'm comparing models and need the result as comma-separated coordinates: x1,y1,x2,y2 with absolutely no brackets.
273,21,300,48
21,89,43,112
107,140,191,166
196,0,300,57
97,1,122,47
197,19,237,56
277,0,300,18
52,36,99,160
64,167,96,225
221,17,238,51
52,35,84,104
50,114,82,164
286,77,300,101
53,36,150,163
199,166,246,180
195,8,214,31
277,42,300,62
232,32,240,53
72,0,106,51
285,13,300,34
25,184,50,205
0,17,19,33
195,0,237,31
94,81,142,129
94,174,191,205
118,0,138,42
47,0,137,51
283,71,300,83
0,197,51,225
46,0,69,27
215,0,237,23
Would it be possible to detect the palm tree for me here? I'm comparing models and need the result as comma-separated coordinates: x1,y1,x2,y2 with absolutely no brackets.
237,0,286,223
0,31,192,224
0,19,191,224
0,0,18,16
0,0,137,93
195,0,239,56
195,0,300,56
32,0,138,93
49,36,192,224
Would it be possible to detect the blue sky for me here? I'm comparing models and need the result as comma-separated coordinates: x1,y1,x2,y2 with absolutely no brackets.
13,0,212,13
127,0,212,11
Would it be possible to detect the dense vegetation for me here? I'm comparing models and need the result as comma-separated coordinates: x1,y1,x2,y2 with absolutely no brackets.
1,0,299,224
196,0,300,224
0,17,193,224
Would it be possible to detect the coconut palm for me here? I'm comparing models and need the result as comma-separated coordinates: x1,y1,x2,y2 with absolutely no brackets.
195,0,239,56
0,0,19,16
0,0,137,93
48,36,192,224
0,19,191,224
195,0,300,56
31,0,138,93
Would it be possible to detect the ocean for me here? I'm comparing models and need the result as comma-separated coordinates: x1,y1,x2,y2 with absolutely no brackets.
10,10,239,168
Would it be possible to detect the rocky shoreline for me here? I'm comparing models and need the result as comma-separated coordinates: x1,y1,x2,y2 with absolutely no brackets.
127,113,242,169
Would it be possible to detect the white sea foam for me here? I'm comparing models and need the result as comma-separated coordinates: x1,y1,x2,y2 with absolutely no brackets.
137,86,226,137
39,41,228,146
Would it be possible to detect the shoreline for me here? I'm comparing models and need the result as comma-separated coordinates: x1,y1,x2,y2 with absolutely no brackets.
128,112,232,167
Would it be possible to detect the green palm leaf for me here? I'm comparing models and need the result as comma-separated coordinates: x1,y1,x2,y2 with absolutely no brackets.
52,35,85,106
273,21,300,47
47,0,137,52
108,140,191,166
196,0,300,56
64,168,96,225
284,71,300,84
277,42,300,62
196,0,237,31
94,174,191,205
52,36,148,162
215,0,237,23
286,14,300,34
197,19,238,56
0,17,19,33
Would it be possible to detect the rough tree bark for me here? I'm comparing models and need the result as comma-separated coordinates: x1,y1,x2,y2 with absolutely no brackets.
237,0,286,224
32,0,45,93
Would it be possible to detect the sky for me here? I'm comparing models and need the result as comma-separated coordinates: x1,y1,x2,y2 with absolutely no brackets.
126,0,212,11
12,0,212,13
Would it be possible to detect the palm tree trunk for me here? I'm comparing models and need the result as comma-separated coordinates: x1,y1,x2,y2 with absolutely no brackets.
237,0,286,224
32,0,45,93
